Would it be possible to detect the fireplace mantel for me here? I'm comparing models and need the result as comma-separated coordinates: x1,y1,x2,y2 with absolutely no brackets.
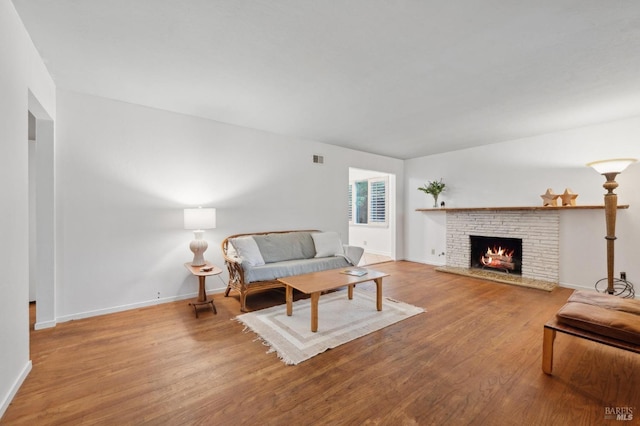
416,205,629,212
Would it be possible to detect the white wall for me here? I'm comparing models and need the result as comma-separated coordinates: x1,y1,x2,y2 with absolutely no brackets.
0,1,55,418
405,117,640,291
349,220,393,257
54,90,404,320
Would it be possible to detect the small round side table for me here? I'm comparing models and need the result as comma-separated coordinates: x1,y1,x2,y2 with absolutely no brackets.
183,261,222,318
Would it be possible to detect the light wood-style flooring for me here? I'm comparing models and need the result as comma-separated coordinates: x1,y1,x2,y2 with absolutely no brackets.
3,261,639,425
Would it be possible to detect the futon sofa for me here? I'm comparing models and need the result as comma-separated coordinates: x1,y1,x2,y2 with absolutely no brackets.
221,230,364,311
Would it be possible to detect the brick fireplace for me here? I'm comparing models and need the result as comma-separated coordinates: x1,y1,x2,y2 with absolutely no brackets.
445,209,560,284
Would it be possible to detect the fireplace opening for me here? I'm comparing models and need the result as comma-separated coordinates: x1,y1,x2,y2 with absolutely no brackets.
470,235,522,275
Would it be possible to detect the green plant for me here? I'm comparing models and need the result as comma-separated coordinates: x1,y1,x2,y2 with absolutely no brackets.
418,178,446,196
418,178,446,207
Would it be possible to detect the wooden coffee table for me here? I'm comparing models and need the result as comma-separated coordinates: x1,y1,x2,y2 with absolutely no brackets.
277,268,389,332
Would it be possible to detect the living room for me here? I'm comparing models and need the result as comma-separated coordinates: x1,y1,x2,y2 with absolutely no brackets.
2,1,640,423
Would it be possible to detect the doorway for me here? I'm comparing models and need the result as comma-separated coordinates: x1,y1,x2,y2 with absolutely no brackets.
28,91,56,330
348,168,395,265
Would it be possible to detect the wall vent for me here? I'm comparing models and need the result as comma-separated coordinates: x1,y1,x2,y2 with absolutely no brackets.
313,154,324,164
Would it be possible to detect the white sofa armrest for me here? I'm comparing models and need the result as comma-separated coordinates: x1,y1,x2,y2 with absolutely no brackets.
343,245,364,266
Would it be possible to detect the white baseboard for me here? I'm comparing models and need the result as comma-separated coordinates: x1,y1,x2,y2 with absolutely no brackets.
34,319,57,330
55,285,227,323
558,282,594,292
403,257,446,267
363,249,392,257
559,281,638,298
0,360,32,420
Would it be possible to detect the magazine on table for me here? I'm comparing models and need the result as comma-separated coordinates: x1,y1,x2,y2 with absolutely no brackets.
341,268,368,277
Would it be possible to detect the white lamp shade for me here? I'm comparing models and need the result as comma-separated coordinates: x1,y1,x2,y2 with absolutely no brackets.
184,207,216,230
587,158,637,174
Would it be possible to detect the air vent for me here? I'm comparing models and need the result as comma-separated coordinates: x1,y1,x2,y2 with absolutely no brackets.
313,154,324,164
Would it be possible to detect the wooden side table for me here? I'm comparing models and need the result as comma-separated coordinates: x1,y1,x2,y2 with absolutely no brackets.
184,261,222,318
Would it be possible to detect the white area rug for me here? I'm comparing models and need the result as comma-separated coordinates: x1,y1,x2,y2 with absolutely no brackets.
235,288,425,365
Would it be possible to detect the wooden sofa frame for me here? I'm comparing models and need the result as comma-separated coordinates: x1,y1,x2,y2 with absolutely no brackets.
221,230,319,312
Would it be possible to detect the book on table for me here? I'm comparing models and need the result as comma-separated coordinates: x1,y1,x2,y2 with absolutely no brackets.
341,268,368,277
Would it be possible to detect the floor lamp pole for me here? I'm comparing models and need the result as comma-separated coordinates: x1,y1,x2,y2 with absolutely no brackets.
602,172,619,295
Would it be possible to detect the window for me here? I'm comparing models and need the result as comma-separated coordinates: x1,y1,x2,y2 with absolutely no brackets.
370,180,386,223
355,181,368,224
348,177,388,226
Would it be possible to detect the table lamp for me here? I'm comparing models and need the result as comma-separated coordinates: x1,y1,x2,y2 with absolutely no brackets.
184,207,216,266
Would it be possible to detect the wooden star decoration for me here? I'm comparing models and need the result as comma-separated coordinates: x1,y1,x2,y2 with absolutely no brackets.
540,188,559,206
560,188,578,206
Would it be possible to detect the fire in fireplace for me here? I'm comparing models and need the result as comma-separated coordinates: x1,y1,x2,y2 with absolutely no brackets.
470,235,522,274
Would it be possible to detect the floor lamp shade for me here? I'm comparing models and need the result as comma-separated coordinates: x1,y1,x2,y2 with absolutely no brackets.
586,158,637,175
184,207,216,266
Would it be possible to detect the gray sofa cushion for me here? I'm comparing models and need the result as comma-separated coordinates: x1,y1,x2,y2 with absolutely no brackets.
243,256,350,283
253,232,316,263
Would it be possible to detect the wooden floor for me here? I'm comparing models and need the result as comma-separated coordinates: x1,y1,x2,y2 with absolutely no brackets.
3,262,639,425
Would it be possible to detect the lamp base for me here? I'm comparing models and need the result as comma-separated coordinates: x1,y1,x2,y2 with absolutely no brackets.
189,231,208,267
190,257,206,267
595,277,636,299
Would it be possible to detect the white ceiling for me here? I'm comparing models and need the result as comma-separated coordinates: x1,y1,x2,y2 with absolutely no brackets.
12,0,640,159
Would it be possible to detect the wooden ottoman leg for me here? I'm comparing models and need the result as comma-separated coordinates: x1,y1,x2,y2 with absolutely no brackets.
542,326,556,375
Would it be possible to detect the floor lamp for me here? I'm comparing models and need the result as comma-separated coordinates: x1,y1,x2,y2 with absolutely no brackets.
587,158,637,296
